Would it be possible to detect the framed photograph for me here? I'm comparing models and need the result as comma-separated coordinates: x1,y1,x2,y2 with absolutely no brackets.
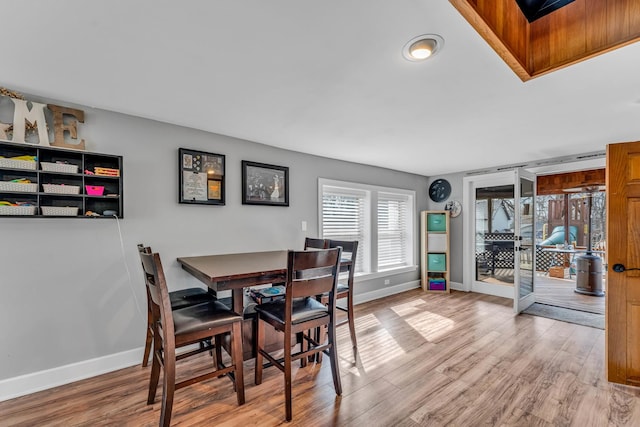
179,148,225,205
242,160,289,206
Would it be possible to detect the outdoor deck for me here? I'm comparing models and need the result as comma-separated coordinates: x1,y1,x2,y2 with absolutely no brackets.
535,272,605,314
478,269,605,315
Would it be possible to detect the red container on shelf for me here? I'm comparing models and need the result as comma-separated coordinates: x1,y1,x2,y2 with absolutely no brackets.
85,185,105,196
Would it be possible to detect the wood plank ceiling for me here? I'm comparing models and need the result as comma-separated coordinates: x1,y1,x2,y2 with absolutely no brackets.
537,168,605,195
449,0,640,81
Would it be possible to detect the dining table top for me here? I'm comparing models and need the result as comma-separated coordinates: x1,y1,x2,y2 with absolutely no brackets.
177,248,352,315
177,248,353,284
177,250,289,284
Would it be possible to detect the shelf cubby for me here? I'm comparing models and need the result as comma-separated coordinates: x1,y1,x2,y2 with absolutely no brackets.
0,140,123,218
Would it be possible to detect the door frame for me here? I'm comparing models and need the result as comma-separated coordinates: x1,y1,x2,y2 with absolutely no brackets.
463,159,606,298
462,169,536,311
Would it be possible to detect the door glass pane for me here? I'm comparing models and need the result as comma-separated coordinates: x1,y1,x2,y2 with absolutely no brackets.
568,191,607,250
519,177,534,297
475,185,515,284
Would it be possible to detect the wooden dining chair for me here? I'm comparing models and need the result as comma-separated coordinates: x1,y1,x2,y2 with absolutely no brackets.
301,238,331,362
139,250,245,427
137,244,216,367
324,239,359,357
303,237,328,250
254,248,342,422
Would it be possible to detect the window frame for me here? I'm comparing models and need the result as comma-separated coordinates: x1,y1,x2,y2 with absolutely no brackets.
318,178,418,282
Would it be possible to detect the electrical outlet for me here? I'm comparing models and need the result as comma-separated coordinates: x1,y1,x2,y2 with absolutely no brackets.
384,279,390,285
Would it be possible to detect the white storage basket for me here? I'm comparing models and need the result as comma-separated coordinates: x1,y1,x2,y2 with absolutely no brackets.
40,162,79,174
0,182,37,192
0,158,37,170
42,184,80,194
41,206,79,216
0,205,37,215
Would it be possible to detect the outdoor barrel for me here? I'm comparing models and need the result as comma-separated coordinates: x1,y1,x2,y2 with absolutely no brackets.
575,254,604,296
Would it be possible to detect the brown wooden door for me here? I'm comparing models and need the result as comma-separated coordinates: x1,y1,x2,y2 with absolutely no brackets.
607,140,640,385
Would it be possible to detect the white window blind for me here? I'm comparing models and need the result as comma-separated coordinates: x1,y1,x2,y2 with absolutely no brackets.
320,179,416,278
321,185,367,272
377,192,411,270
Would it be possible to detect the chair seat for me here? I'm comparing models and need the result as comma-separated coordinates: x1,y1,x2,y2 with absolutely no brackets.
169,288,215,310
336,282,349,293
173,301,242,336
320,282,349,298
255,297,328,325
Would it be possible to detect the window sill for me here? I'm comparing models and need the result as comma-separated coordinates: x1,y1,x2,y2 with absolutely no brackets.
353,265,418,283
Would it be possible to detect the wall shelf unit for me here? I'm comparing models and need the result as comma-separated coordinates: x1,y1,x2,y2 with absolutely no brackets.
420,210,450,293
0,140,123,218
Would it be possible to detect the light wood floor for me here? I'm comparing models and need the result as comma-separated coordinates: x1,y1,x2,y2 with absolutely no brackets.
1,289,637,426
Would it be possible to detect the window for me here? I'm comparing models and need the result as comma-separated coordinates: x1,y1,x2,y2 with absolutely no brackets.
319,178,416,276
377,192,412,270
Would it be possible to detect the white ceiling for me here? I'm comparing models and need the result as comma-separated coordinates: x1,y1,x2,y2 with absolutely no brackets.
2,0,640,176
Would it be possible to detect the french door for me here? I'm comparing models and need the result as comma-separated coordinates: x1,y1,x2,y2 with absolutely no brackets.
463,169,535,313
515,169,535,313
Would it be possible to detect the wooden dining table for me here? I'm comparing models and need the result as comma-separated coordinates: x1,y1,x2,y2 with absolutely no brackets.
177,248,353,360
177,250,289,360
178,249,353,312
177,250,289,315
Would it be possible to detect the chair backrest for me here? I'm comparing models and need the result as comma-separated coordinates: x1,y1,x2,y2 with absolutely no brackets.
304,237,328,250
286,248,341,302
137,244,158,312
139,251,175,336
137,244,152,280
327,239,358,280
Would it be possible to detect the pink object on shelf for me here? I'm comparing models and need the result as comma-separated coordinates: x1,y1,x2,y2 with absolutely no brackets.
85,185,104,196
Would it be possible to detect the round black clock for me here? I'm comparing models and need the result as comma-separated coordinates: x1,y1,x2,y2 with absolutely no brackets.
429,179,451,202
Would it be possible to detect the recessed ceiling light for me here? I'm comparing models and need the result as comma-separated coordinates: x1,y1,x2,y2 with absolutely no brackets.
402,34,444,62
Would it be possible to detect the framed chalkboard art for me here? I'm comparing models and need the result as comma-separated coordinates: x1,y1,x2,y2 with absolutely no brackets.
241,160,289,206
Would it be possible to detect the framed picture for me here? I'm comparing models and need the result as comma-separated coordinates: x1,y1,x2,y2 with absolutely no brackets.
242,160,289,206
179,148,225,205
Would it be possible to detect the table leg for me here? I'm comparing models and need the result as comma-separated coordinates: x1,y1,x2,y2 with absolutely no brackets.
232,288,244,314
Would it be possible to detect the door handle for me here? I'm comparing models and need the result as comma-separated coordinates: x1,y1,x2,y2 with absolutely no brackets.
612,263,640,272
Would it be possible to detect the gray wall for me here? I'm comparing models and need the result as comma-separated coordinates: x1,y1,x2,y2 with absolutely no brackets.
0,99,429,381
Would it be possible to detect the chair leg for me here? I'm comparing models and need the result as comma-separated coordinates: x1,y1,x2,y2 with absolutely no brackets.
284,331,293,422
214,335,223,369
308,328,318,363
159,347,176,427
254,318,264,385
316,325,326,363
297,332,307,367
142,322,153,367
231,321,245,405
327,319,342,396
347,293,357,358
147,327,161,404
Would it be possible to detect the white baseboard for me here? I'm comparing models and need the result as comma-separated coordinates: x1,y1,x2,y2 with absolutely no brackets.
0,347,142,402
1,280,422,403
471,281,514,299
449,281,467,292
353,280,421,305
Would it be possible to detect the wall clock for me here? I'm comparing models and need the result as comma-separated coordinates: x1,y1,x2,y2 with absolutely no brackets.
429,179,451,202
